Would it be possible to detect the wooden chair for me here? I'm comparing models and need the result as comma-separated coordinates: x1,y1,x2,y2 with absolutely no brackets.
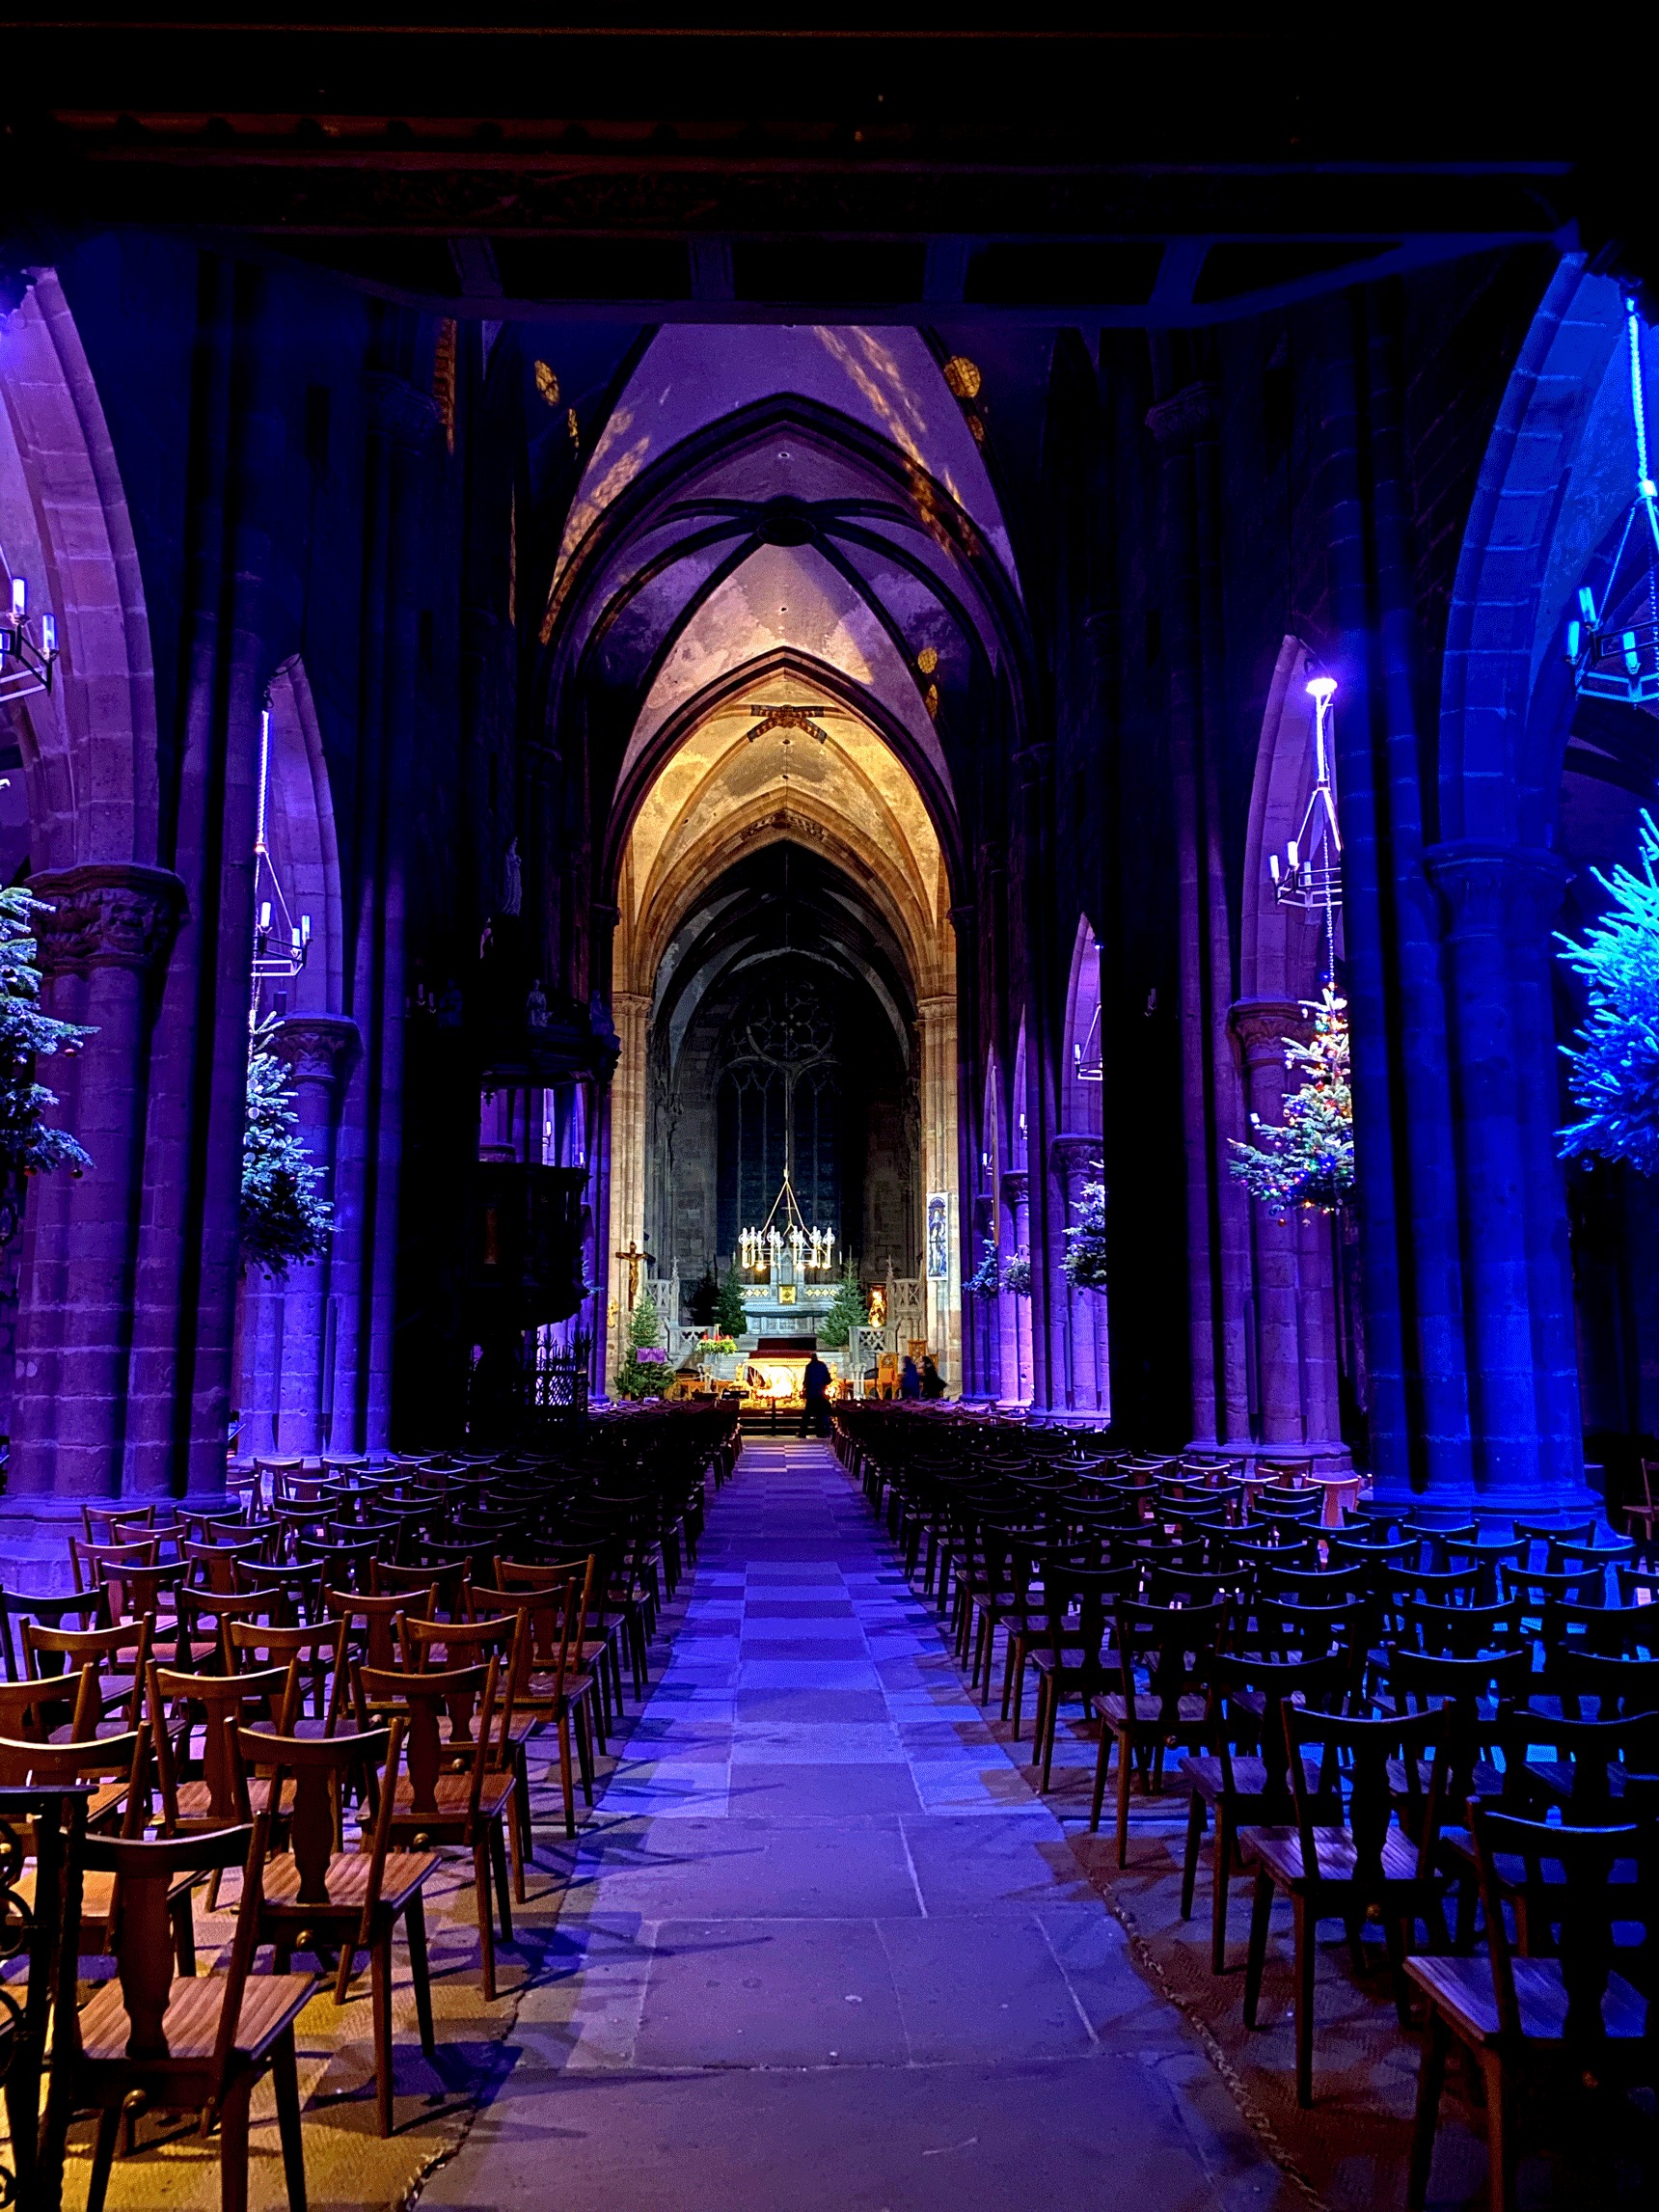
22,1617,150,1734
0,1661,97,1747
68,1534,161,1598
399,1609,531,1895
355,1655,517,2000
82,1502,156,1546
373,1554,471,1618
0,1725,202,1969
234,1717,439,2136
147,1659,299,1843
0,1585,100,1684
494,1552,626,1730
224,1617,347,1739
1405,1806,1657,2212
1025,1559,1136,1794
469,1575,600,1840
1239,1701,1449,2106
1180,1652,1347,1973
45,1816,314,2212
1090,1597,1230,1865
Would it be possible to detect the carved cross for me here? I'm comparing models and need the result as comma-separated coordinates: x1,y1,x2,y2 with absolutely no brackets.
615,1240,646,1307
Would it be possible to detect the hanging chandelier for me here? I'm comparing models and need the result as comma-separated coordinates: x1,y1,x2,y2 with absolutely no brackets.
250,702,312,1017
739,1168,835,1277
1566,293,1659,707
1268,670,1343,974
0,572,60,705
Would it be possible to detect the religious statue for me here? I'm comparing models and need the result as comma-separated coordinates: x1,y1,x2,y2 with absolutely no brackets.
501,836,522,916
526,977,549,1030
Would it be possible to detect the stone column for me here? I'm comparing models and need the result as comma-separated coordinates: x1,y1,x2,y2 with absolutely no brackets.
1051,1135,1109,1416
238,1015,361,1456
917,994,962,1391
1000,1168,1032,1404
8,863,184,1505
605,990,650,1389
1426,843,1579,1503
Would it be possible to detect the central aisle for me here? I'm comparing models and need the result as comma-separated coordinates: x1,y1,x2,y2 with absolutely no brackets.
422,1438,1289,2212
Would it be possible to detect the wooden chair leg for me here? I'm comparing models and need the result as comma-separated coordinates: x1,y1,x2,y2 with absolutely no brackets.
1180,1789,1206,1921
172,1890,198,1977
371,1931,395,2136
1115,1725,1134,1868
556,1711,576,1839
334,1937,359,2007
86,2106,122,2212
218,2072,255,2212
272,2026,309,2209
512,1746,532,1898
574,1703,595,1804
1481,2052,1517,2212
490,1816,515,1942
1407,2012,1448,2209
1292,1894,1316,2108
473,1840,498,2002
405,1892,436,2057
1039,1685,1057,1795
1210,1804,1234,1975
1242,1870,1274,2028
1088,1724,1112,1833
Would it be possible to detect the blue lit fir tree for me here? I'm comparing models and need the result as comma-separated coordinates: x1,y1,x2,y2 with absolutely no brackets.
0,885,96,1244
240,1018,333,1277
1558,810,1659,1174
1229,987,1355,1215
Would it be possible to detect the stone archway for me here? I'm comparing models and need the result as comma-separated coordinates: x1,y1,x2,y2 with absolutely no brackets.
0,270,183,1511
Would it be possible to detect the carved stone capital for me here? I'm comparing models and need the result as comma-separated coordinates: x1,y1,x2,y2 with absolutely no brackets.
1423,843,1569,942
1145,379,1219,451
999,1169,1029,1207
1228,997,1311,1068
1049,1133,1101,1182
271,1014,361,1088
366,371,443,451
27,863,186,978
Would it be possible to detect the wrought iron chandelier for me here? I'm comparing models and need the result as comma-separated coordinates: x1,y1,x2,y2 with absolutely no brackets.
0,572,60,706
250,702,312,1018
739,1167,835,1277
1268,670,1343,971
1566,293,1659,708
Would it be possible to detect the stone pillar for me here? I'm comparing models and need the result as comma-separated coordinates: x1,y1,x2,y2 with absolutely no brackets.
238,1016,361,1457
1426,844,1580,1502
1051,1135,1109,1416
1000,1169,1032,1403
1228,998,1346,1453
7,863,184,1504
1148,375,1249,1448
605,990,650,1389
917,994,962,1391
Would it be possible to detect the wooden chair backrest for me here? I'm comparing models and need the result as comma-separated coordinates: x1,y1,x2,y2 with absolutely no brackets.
295,1534,379,1590
78,1817,271,2069
356,1657,499,1826
1470,1804,1651,2050
1552,1647,1659,1722
147,1659,297,1828
1214,1652,1347,1806
469,1578,583,1700
326,1584,434,1675
22,1618,150,1728
68,1536,161,1597
1282,1701,1442,1887
181,1536,270,1593
0,1664,97,1744
237,1721,397,1912
83,1502,156,1545
0,1724,151,1839
1112,1598,1231,1724
373,1556,469,1615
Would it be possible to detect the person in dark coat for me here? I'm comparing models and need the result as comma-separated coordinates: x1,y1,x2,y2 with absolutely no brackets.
801,1352,832,1435
919,1354,945,1400
899,1355,922,1401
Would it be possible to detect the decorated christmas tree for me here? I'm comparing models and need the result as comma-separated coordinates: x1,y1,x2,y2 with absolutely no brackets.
240,1019,333,1278
1061,1179,1110,1290
1558,810,1659,1173
613,1287,666,1399
0,884,96,1243
1229,987,1354,1215
819,1264,868,1350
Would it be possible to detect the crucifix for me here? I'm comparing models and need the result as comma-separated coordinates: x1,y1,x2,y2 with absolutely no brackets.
614,1240,646,1307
